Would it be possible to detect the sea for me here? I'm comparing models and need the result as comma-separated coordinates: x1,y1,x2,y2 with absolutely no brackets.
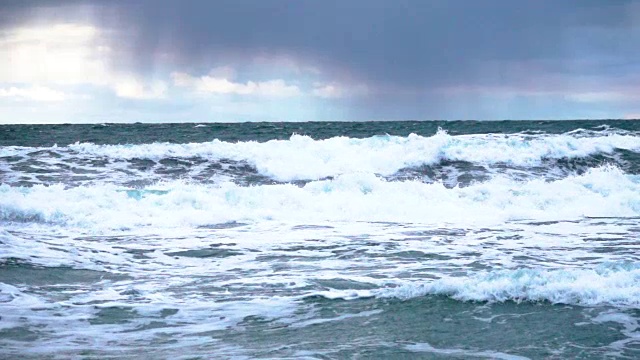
1,120,640,359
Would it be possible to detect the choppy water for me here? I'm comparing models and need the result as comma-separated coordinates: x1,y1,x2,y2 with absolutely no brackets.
1,120,640,359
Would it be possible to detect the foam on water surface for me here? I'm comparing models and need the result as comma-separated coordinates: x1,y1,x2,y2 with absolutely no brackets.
1,129,639,186
2,123,640,358
1,165,638,230
374,264,640,306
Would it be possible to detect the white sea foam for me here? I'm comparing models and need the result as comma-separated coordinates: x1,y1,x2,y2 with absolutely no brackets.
1,166,638,230
376,263,640,307
3,130,639,181
314,263,640,307
3,126,639,358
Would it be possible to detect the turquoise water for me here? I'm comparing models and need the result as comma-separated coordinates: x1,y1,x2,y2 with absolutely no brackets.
1,120,640,359
2,120,639,146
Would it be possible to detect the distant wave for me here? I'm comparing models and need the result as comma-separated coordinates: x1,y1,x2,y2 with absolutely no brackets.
2,130,639,182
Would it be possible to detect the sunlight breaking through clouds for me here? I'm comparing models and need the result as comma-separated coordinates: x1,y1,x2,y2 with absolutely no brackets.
0,24,109,85
0,23,165,100
0,86,66,102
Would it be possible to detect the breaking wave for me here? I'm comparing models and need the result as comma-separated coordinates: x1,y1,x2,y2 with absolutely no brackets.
313,263,640,307
1,166,638,230
381,263,640,307
2,130,639,182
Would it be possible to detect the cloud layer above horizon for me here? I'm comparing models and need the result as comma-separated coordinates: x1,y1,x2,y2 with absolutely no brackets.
0,0,639,123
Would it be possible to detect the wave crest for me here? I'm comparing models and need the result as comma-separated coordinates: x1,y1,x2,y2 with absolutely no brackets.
1,166,638,230
3,131,639,182
379,263,640,307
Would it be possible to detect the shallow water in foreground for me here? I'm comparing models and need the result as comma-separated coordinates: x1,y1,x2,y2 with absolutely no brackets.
1,120,640,359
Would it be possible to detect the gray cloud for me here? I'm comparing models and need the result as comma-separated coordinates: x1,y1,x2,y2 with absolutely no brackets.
2,0,639,119
5,1,638,76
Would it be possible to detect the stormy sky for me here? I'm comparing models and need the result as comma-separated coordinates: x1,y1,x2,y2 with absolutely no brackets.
0,0,639,123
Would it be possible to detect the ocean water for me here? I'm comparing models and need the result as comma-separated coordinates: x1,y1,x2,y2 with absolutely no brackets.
1,120,640,359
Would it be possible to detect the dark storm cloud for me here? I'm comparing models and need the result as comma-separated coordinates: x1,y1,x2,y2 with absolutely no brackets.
2,0,638,95
102,0,639,88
